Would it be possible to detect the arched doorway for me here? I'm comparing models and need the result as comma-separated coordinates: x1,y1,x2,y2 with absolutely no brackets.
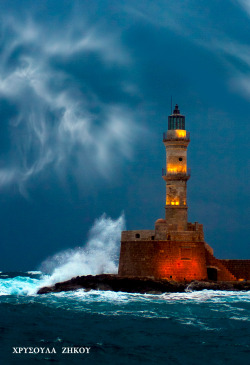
207,267,218,281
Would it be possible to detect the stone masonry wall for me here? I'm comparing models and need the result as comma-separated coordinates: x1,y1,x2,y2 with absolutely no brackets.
204,249,236,281
121,230,155,241
165,206,188,231
118,240,207,281
220,260,250,280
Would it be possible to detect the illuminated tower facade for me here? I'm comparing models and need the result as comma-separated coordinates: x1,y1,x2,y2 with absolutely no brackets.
118,103,241,282
163,104,190,231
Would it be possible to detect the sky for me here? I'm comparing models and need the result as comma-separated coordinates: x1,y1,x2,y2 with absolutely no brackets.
0,0,250,271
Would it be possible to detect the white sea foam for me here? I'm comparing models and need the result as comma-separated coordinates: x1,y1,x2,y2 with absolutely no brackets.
39,213,125,287
162,290,250,303
230,316,250,321
0,276,40,296
26,271,42,275
47,288,250,305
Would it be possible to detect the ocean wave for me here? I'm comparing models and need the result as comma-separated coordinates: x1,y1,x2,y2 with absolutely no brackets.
161,290,250,303
39,214,125,285
0,276,41,296
26,271,42,275
230,316,250,322
1,274,250,307
20,289,248,325
38,288,250,307
0,277,250,329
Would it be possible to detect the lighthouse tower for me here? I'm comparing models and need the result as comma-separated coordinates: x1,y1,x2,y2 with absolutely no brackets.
118,104,241,282
163,104,190,231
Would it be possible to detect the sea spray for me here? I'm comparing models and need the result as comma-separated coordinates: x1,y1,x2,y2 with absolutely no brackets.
39,213,125,286
0,276,40,296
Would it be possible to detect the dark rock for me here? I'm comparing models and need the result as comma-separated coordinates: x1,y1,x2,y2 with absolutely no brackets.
185,281,235,291
37,274,250,295
37,274,185,294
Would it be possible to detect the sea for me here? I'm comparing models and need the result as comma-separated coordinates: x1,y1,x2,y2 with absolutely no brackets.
1,271,250,365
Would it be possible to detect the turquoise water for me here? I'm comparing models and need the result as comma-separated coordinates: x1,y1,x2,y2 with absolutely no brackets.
1,272,250,364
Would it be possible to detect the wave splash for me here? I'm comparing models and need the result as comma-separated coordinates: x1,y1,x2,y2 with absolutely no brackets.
39,213,125,287
0,214,125,295
0,276,40,296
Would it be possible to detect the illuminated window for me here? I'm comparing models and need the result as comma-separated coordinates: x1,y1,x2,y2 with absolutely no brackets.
167,163,187,174
170,201,180,205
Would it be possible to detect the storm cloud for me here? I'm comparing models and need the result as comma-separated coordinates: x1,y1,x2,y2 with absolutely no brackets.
0,9,143,195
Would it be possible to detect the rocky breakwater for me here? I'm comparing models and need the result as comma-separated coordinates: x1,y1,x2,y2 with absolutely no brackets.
37,274,250,295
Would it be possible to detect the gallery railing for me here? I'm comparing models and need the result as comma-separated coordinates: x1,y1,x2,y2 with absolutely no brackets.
163,131,190,142
162,168,191,178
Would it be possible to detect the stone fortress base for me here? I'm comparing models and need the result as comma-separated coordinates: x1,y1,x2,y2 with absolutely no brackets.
118,220,250,282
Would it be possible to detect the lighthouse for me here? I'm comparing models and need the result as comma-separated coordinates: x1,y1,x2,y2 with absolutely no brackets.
163,104,190,231
118,104,241,282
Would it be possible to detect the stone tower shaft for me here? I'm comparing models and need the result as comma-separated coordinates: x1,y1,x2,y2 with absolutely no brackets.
163,104,190,231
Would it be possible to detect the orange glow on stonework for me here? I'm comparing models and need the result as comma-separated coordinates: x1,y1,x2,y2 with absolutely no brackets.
166,197,180,205
175,130,186,138
167,164,187,174
157,259,202,281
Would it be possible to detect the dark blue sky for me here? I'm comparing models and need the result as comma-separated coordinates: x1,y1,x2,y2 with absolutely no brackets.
0,0,250,270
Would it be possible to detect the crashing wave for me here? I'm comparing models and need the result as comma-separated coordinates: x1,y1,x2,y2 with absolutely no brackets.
0,276,40,296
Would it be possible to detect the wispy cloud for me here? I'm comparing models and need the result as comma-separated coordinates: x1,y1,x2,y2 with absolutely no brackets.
127,1,250,101
0,14,142,195
237,0,250,15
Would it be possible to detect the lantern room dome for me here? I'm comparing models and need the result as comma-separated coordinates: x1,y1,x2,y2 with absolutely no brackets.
168,104,185,130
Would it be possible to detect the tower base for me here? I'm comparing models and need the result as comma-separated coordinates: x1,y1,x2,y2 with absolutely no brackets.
118,239,207,281
118,220,240,282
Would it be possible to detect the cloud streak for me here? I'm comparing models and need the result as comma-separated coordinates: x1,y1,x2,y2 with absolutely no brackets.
127,1,250,102
0,14,141,194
